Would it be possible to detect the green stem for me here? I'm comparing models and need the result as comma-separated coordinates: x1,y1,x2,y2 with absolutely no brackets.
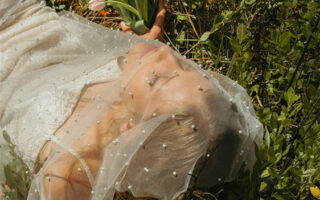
107,1,142,19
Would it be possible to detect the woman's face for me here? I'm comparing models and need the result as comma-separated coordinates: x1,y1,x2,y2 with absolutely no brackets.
121,43,217,118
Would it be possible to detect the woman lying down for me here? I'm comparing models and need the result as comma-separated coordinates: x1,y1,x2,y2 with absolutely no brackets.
0,0,263,199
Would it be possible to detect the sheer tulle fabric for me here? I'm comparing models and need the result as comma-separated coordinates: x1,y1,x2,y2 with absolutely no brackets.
0,0,263,199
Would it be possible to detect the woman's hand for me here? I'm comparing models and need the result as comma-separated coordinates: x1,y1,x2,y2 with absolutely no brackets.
120,0,166,41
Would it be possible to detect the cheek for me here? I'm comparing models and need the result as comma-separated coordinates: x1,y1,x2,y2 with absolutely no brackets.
124,77,153,114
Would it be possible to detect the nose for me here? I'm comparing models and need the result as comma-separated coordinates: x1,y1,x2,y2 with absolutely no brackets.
157,45,177,62
158,45,173,55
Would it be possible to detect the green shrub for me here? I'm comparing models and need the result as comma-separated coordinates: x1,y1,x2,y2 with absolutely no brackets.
164,0,319,199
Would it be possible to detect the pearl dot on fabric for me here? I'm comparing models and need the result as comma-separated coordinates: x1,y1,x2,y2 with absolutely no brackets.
173,171,177,177
128,92,134,98
202,73,208,78
145,77,151,85
112,138,119,144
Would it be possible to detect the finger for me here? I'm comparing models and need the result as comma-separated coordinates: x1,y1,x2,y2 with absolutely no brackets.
125,29,136,35
158,0,166,14
120,21,133,33
154,0,166,28
147,0,166,40
140,33,156,40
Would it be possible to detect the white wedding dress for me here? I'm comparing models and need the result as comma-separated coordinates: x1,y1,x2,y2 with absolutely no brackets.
0,0,162,193
0,0,264,199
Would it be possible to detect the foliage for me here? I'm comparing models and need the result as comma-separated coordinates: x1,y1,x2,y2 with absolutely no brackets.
45,0,158,35
1,132,32,200
163,0,319,199
2,0,320,199
106,0,159,35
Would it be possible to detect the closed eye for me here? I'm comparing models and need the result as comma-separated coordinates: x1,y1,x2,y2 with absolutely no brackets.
152,73,179,88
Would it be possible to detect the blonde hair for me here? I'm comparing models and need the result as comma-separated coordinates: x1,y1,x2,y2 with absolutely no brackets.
112,94,214,199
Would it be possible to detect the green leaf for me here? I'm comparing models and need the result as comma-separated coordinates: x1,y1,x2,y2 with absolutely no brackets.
237,23,247,43
279,32,291,48
3,131,11,144
4,164,14,186
221,10,234,20
177,30,186,45
265,128,270,148
229,37,241,53
200,32,212,42
131,19,150,35
259,182,267,191
177,15,188,21
284,87,300,107
107,1,141,19
58,4,66,9
245,0,256,5
302,169,316,177
135,0,148,23
261,168,270,178
273,192,287,200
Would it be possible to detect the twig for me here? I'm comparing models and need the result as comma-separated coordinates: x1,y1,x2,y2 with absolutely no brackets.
256,93,265,109
179,0,200,39
164,31,180,52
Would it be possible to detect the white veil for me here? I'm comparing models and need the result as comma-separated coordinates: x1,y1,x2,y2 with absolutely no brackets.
0,0,264,199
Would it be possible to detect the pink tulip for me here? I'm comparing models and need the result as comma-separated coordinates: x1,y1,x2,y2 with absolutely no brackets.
88,0,105,12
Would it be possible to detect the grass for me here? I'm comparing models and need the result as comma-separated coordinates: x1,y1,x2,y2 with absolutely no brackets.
1,0,320,199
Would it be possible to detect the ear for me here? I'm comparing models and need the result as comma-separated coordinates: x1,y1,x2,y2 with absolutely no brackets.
119,120,135,134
